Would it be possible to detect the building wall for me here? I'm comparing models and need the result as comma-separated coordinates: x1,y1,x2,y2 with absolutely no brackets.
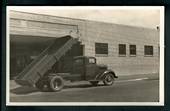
10,11,86,39
83,21,159,75
9,11,159,76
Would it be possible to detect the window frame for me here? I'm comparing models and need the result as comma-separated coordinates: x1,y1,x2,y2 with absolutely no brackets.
88,57,96,64
118,44,126,56
95,42,108,56
144,45,154,56
129,44,136,56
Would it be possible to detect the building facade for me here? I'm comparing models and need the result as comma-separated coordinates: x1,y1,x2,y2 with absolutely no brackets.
9,11,160,77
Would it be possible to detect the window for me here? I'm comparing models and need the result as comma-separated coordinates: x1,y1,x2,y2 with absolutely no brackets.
95,43,108,55
89,58,96,64
74,59,83,65
144,45,153,56
129,45,136,55
119,44,126,56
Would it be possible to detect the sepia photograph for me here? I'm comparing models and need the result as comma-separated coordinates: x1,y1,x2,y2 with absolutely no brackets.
6,6,164,106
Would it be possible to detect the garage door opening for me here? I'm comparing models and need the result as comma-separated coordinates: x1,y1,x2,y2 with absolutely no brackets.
10,35,84,79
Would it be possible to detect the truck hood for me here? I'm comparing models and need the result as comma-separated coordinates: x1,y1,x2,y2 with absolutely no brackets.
97,64,108,69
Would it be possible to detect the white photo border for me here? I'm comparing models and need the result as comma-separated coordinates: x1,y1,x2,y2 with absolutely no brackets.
6,6,165,106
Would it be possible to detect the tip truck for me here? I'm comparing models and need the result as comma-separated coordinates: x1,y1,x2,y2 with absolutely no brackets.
15,36,118,92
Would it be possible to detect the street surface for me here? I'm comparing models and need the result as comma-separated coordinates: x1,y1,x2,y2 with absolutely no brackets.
10,79,159,102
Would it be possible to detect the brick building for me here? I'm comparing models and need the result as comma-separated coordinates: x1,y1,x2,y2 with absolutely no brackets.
9,11,160,77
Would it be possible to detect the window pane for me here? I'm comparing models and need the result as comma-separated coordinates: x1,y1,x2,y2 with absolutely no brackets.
95,43,108,54
119,44,126,55
89,58,95,64
144,45,153,56
130,45,136,55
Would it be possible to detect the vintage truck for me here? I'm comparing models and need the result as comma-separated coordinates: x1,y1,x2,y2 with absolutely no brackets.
15,36,118,91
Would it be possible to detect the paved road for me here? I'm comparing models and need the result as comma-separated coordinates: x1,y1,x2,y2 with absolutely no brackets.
10,79,159,102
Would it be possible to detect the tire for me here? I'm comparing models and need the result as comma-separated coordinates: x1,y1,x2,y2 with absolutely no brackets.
90,81,99,86
48,75,64,92
103,73,114,86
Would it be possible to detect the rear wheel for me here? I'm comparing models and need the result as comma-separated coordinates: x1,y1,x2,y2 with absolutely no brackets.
103,73,114,86
48,75,64,92
89,81,99,86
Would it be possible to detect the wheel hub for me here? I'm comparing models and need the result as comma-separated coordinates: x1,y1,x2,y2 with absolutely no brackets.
53,79,61,89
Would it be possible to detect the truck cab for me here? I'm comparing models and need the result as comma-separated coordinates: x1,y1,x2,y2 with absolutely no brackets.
72,56,108,81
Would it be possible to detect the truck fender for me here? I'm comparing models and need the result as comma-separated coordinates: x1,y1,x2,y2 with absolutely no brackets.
96,70,118,80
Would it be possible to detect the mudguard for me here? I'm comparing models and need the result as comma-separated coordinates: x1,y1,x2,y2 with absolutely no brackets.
95,69,118,80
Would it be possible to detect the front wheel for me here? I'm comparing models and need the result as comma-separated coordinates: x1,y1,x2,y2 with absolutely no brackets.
103,73,114,86
48,75,64,92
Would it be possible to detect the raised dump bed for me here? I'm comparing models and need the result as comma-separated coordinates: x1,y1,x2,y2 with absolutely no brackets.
15,35,79,86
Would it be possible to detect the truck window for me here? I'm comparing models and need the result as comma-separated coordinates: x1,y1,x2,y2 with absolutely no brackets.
74,59,83,65
89,58,96,64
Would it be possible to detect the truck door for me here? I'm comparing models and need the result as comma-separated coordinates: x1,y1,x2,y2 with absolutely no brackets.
85,57,97,80
72,57,85,80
